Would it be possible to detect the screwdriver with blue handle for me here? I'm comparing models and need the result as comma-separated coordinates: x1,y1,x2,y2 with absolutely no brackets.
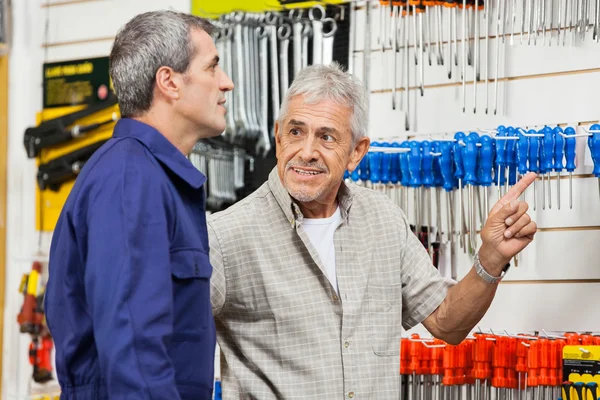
553,126,565,210
359,150,370,187
380,142,392,195
588,124,600,200
564,126,577,209
390,142,402,207
495,127,507,198
462,133,479,253
479,134,494,223
528,129,541,211
453,131,467,251
432,141,445,246
439,141,455,249
400,141,411,212
422,140,435,257
408,140,423,234
542,126,555,209
517,129,529,201
369,145,383,192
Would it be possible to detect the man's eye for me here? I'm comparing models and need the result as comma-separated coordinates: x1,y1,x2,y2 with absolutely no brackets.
322,134,335,142
290,129,301,136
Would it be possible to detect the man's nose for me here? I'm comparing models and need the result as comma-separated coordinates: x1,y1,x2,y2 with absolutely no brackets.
299,135,319,162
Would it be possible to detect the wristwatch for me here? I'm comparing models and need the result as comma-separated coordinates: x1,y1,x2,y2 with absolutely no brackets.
474,251,511,284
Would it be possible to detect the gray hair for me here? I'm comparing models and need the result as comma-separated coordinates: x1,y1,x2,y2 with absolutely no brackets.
109,10,215,118
278,63,369,143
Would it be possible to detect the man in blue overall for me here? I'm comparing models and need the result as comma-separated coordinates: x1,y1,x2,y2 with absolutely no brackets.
44,10,233,399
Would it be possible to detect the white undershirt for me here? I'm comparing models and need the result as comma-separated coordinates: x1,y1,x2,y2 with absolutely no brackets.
302,207,343,294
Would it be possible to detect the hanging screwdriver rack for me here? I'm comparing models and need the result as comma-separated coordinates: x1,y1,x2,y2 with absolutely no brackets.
350,0,600,132
398,329,600,400
346,120,600,278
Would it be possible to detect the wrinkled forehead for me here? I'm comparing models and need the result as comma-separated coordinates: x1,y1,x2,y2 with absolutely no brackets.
283,95,353,133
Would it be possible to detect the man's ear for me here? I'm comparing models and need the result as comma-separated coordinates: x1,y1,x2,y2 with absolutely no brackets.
347,136,370,173
274,120,281,160
155,66,181,101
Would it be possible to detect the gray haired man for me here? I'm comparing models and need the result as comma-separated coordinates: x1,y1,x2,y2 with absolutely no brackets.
208,62,537,399
45,11,233,399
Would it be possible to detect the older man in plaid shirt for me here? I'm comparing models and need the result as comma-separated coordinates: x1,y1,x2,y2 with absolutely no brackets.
208,63,537,400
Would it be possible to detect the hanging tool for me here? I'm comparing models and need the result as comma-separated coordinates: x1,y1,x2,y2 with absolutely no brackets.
517,129,529,201
553,126,565,209
322,18,338,65
564,126,577,209
417,2,426,96
301,21,312,69
453,132,466,251
404,2,411,130
37,139,108,191
527,129,541,211
23,93,118,158
364,1,372,94
422,140,435,257
444,0,458,79
278,23,291,100
494,0,503,115
479,135,494,219
484,0,490,114
588,123,600,199
310,5,326,65
495,126,507,198
461,133,478,252
290,9,303,78
256,26,271,157
392,2,399,110
542,126,555,209
408,140,423,235
461,0,467,112
473,0,483,114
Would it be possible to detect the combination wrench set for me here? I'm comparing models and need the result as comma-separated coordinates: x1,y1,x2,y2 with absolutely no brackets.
213,5,343,158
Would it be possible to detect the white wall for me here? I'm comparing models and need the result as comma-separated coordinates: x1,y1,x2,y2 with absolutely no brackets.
3,1,190,398
349,1,600,336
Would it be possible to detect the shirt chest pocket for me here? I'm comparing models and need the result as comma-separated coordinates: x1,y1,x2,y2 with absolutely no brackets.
170,248,212,341
368,283,402,357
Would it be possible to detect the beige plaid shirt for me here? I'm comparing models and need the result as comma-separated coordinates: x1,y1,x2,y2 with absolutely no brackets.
208,168,453,400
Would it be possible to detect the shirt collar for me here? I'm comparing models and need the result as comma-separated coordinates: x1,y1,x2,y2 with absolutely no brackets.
112,118,206,189
268,167,354,227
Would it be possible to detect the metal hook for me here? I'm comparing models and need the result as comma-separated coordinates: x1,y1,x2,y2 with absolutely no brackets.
322,17,338,37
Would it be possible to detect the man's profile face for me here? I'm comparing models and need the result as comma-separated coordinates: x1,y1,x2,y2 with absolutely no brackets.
275,95,368,206
176,28,234,137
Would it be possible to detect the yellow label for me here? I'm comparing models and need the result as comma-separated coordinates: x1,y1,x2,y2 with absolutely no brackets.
18,273,28,293
191,0,347,18
564,346,600,362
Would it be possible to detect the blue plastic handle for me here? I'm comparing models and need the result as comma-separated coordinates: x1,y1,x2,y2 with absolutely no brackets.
453,132,466,180
462,134,478,186
400,141,411,187
505,127,517,171
564,127,576,173
517,130,529,175
390,142,401,184
439,141,455,191
479,135,494,186
528,129,540,173
542,126,554,173
495,129,507,174
408,141,422,188
380,142,392,185
589,124,600,177
432,141,444,188
553,127,564,173
369,150,382,184
421,140,434,188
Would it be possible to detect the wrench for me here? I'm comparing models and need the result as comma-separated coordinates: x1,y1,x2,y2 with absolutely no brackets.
278,23,291,99
290,9,304,78
265,12,280,120
243,16,259,138
301,21,312,69
322,18,337,65
310,4,326,64
256,26,272,157
220,26,236,140
232,14,249,138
